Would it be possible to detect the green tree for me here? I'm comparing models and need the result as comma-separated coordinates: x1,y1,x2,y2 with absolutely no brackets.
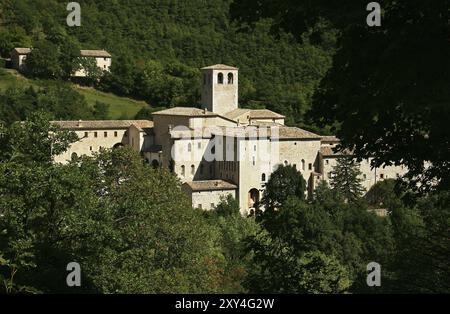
330,157,365,202
262,164,306,210
245,231,351,293
25,40,63,79
92,101,110,120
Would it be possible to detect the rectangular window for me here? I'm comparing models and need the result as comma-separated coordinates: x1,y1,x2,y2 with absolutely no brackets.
308,163,312,170
90,146,93,151
94,132,98,138
104,131,108,138
114,131,118,137
326,160,329,165
380,174,384,179
84,132,88,138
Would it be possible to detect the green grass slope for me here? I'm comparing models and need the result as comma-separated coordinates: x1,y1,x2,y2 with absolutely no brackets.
0,69,148,119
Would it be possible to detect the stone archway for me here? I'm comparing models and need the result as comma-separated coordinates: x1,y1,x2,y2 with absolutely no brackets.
113,142,124,149
248,188,260,209
151,159,160,169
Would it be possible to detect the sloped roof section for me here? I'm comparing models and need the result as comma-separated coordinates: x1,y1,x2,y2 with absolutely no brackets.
12,48,31,54
201,64,238,70
222,108,251,120
222,109,285,121
80,50,111,57
152,107,217,117
52,120,153,130
276,126,321,139
249,109,285,119
184,180,237,191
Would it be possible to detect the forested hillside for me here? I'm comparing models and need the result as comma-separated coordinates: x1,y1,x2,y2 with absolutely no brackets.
0,0,335,129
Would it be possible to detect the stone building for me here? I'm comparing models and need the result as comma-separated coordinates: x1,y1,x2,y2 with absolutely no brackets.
10,48,31,72
51,120,153,163
73,50,112,77
52,64,408,214
10,48,112,76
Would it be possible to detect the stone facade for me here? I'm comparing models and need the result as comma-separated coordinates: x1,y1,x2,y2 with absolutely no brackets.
52,64,408,214
10,48,111,77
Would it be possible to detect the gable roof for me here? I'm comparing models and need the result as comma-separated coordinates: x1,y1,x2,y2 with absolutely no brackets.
276,126,321,140
52,120,153,130
152,107,217,117
222,108,285,121
248,109,285,119
12,48,31,55
80,50,111,57
201,64,238,71
183,180,237,191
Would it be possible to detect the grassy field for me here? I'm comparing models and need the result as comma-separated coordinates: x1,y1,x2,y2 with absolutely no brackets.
0,69,149,119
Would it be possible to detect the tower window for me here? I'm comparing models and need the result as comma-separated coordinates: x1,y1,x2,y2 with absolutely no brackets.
262,173,266,182
228,73,234,84
218,72,224,84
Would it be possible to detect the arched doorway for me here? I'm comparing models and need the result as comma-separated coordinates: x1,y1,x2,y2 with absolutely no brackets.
248,188,260,209
151,159,160,169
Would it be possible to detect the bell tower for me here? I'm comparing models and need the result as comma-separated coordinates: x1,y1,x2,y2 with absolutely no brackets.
201,64,238,115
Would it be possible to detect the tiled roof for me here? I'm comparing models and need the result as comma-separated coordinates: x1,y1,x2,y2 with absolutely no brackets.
152,107,217,117
222,109,285,121
249,109,285,119
184,180,237,191
201,64,238,70
13,48,31,54
222,108,251,120
321,136,340,143
320,146,353,156
276,127,321,139
52,120,153,130
80,50,111,57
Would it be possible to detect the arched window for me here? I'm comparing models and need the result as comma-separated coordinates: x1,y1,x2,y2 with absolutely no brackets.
302,159,305,171
181,165,185,176
188,143,192,152
218,72,224,84
191,165,195,175
71,152,78,161
228,73,234,84
262,173,266,182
